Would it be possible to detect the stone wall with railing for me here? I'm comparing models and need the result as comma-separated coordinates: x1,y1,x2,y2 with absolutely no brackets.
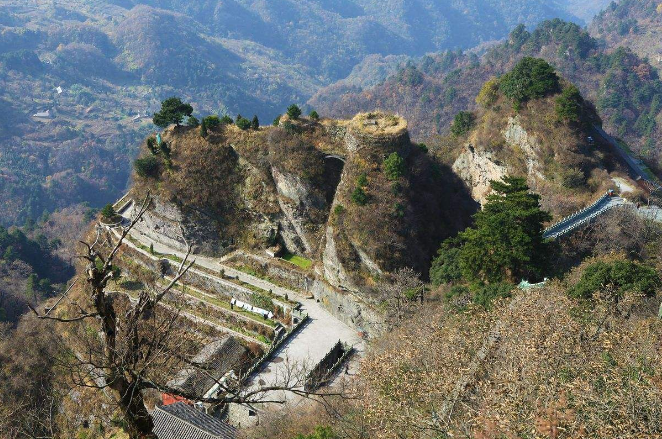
303,340,353,392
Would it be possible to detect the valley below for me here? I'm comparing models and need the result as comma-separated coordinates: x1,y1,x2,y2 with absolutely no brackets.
4,1,662,439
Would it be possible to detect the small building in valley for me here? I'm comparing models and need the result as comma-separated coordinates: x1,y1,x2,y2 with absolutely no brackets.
163,336,249,406
32,109,52,119
152,402,237,439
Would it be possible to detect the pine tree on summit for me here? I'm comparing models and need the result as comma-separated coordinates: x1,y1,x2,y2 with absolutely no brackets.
287,104,302,119
200,118,208,137
152,97,193,128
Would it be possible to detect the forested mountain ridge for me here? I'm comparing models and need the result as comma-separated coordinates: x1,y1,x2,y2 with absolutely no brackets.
589,0,662,65
311,19,662,173
0,0,609,229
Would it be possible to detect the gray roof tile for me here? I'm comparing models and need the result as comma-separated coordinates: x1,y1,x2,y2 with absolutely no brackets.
152,402,237,439
168,336,247,398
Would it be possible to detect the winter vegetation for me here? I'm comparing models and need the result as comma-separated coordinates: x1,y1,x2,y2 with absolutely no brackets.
4,1,662,439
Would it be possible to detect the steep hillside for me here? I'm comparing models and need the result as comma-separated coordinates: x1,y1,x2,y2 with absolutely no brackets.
0,223,72,324
446,65,617,217
0,0,600,229
589,0,662,65
129,114,475,291
311,19,662,173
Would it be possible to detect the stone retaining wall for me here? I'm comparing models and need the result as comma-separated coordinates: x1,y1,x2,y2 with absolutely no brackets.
311,280,383,338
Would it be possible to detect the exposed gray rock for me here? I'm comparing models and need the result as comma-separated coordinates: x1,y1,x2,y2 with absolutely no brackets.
272,168,326,256
132,197,228,256
453,147,508,204
311,280,383,338
322,226,356,291
453,116,546,205
354,246,383,277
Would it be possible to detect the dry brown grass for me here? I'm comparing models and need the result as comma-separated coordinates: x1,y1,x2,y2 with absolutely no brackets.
350,112,408,136
348,272,662,438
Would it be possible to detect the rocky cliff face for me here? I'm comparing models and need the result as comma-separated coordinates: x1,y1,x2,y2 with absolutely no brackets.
130,113,475,294
453,147,508,205
453,116,546,205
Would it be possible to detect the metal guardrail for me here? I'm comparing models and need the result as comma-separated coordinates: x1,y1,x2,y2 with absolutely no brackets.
544,198,632,240
543,192,611,239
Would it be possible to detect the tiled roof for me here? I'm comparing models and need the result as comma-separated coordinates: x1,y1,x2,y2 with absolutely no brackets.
168,336,247,398
152,402,237,439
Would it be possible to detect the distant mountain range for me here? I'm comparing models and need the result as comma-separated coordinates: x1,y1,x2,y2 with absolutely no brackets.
311,17,662,175
0,0,611,226
590,0,662,65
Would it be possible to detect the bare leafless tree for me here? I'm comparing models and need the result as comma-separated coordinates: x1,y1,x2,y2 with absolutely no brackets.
567,207,662,261
377,267,425,329
27,195,347,438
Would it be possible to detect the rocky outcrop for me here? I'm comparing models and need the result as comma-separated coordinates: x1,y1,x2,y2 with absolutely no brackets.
453,147,508,204
453,116,547,205
311,280,383,337
272,168,327,257
129,113,474,325
132,196,225,255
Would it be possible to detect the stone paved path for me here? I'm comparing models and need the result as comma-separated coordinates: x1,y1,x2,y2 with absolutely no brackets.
118,202,365,407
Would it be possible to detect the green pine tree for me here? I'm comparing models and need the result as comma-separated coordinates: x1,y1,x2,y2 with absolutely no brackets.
152,97,194,128
457,176,553,283
25,273,38,301
555,85,584,123
200,118,208,137
383,152,405,181
287,104,302,119
101,204,117,221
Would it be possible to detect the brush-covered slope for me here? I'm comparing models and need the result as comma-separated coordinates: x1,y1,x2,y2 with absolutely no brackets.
442,63,618,217
357,258,662,438
130,114,475,290
311,19,662,171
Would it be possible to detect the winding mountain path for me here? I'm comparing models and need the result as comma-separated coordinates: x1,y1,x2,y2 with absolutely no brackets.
114,202,365,410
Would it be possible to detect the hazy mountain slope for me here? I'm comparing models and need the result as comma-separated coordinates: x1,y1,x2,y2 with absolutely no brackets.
562,0,613,22
110,0,585,82
0,1,316,226
311,20,662,171
589,0,662,67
